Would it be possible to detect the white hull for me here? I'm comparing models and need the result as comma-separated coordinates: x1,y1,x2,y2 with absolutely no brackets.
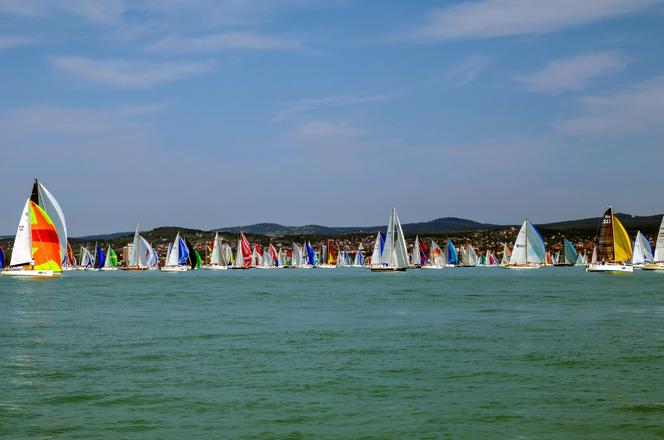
370,266,407,272
317,264,336,269
202,265,228,270
1,269,59,278
255,266,276,270
642,263,664,271
161,265,189,272
292,265,313,269
423,265,444,270
586,263,633,273
99,267,118,271
504,264,544,270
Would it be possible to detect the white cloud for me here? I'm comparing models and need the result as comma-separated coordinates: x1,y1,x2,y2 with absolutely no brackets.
411,0,661,40
51,56,216,88
556,76,664,135
0,35,37,49
274,93,393,121
148,31,302,52
446,55,491,87
517,52,627,94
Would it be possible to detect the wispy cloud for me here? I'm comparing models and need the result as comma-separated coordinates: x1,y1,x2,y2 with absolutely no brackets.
0,35,38,49
410,0,661,40
556,76,664,135
148,31,303,52
51,56,216,88
0,0,124,24
274,93,394,121
517,52,627,94
446,55,491,87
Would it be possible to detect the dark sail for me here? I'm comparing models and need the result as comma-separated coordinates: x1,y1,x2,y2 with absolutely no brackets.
597,208,614,262
184,238,197,270
30,179,40,205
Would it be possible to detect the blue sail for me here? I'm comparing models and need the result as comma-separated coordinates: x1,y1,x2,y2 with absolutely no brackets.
563,238,577,264
95,245,106,269
379,232,386,256
357,252,364,265
306,242,315,266
447,239,458,265
0,246,5,268
178,236,189,265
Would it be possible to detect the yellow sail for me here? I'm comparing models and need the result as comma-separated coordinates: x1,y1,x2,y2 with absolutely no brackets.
612,215,632,262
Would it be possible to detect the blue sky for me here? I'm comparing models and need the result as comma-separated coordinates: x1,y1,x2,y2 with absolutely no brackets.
1,0,663,235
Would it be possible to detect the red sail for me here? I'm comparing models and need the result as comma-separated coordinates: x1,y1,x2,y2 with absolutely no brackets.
240,231,252,267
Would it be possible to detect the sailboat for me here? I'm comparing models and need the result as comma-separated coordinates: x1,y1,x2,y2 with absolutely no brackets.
123,224,149,271
460,244,479,267
337,250,350,267
444,239,459,267
370,231,386,267
370,208,409,272
203,232,228,270
643,216,664,270
631,231,654,269
553,238,577,266
62,242,76,271
319,240,337,268
586,207,633,273
100,245,119,271
163,232,190,272
232,231,253,269
2,179,67,278
93,243,105,271
352,249,365,268
499,243,511,267
575,251,587,267
424,240,444,269
505,219,546,269
78,246,95,270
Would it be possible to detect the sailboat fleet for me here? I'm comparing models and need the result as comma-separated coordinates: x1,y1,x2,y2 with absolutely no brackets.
2,180,663,278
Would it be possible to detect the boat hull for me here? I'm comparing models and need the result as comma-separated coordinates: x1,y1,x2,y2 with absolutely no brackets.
642,263,664,271
99,267,118,271
202,265,228,270
161,266,189,272
586,263,633,273
122,267,148,271
504,264,545,270
370,266,407,272
1,269,60,278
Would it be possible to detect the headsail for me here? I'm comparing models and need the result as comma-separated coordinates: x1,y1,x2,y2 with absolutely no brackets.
9,200,32,267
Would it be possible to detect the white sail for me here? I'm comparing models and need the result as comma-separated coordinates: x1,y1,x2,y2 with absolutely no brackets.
292,243,302,267
467,245,478,266
277,247,284,267
210,232,224,265
575,252,585,266
36,182,68,259
632,231,654,265
9,199,33,267
500,243,511,265
370,230,382,266
509,219,545,265
383,212,395,267
233,237,243,268
412,235,420,265
654,216,664,262
103,245,114,268
393,208,409,268
80,247,94,267
461,245,469,265
166,233,181,267
430,240,444,266
591,246,598,264
129,224,141,267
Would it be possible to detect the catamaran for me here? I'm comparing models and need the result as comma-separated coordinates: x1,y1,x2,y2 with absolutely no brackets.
163,232,190,272
504,219,546,269
586,207,633,273
631,230,654,269
100,245,119,271
3,179,67,278
370,208,409,272
553,238,577,266
643,216,664,270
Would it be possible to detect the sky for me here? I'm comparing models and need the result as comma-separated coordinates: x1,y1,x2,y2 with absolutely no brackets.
1,0,664,235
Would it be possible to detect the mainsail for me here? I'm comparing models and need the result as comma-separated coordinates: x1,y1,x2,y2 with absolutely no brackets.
632,231,654,265
596,208,632,263
563,238,577,265
654,216,664,263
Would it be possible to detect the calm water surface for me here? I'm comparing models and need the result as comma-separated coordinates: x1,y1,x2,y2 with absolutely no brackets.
1,268,663,439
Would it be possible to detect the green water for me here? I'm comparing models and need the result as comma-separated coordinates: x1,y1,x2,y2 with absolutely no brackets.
1,268,663,439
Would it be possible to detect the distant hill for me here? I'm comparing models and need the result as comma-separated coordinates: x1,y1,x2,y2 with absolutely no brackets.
539,213,663,234
215,217,499,236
